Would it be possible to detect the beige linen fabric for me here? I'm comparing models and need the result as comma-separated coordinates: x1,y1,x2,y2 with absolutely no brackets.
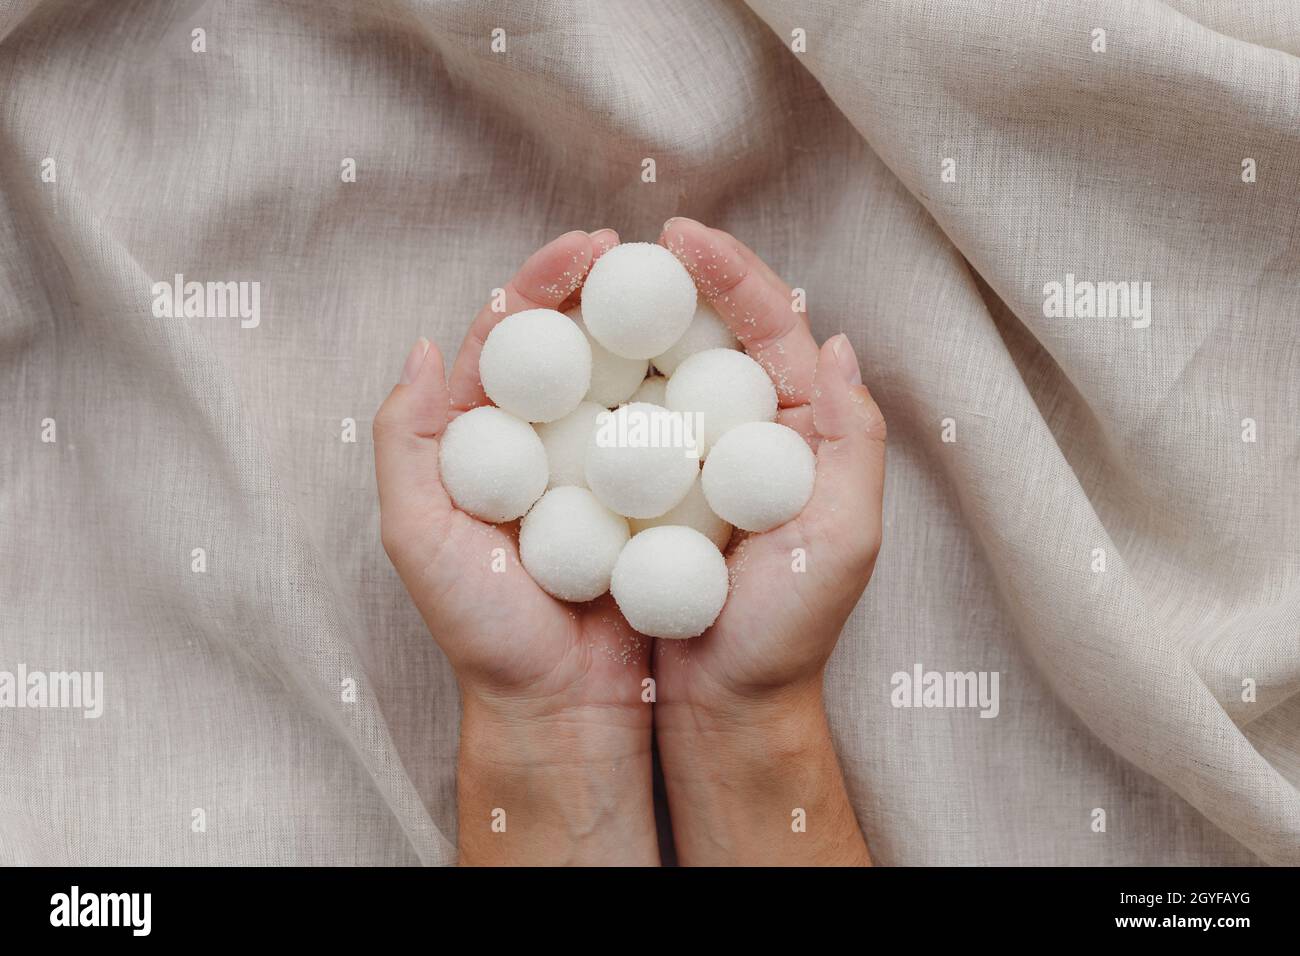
1,0,1296,865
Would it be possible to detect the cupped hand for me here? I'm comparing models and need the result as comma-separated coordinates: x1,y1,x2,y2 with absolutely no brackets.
652,218,887,714
373,229,651,723
375,229,667,865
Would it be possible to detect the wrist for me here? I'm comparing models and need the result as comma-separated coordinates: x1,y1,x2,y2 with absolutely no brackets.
654,674,870,866
655,675,828,785
456,688,658,866
461,687,651,774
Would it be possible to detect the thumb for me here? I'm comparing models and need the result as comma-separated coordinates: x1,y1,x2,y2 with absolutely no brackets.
804,334,886,571
373,338,452,559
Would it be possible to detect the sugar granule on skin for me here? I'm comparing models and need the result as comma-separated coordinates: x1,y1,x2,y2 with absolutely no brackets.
726,538,751,588
600,632,647,666
537,250,588,300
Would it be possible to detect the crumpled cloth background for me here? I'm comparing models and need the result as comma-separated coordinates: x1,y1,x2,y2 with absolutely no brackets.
2,0,1297,865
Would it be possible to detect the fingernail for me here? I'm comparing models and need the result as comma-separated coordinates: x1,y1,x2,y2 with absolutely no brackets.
399,337,430,385
663,216,696,232
831,334,862,387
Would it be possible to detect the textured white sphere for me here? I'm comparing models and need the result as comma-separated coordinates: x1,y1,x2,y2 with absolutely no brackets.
479,308,592,423
665,348,777,454
629,374,667,406
652,302,740,375
439,406,549,522
534,401,604,489
629,475,732,551
702,421,815,532
584,403,699,519
568,306,647,406
520,487,630,602
580,243,697,360
611,526,729,639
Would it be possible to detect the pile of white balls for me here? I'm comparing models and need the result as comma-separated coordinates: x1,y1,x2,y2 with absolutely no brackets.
438,242,816,639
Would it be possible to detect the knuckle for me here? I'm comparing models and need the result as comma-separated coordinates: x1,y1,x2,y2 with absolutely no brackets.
854,392,887,443
867,406,886,443
372,401,404,443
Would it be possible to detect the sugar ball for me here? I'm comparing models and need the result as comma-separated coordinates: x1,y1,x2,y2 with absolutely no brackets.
666,348,777,454
611,526,728,639
534,400,604,489
629,374,667,406
439,406,548,522
652,302,740,375
520,487,630,602
580,242,697,359
629,475,732,551
585,403,700,518
568,306,647,406
479,308,591,423
701,421,815,532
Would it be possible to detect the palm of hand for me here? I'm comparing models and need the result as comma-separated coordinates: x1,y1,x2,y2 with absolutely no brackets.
406,507,650,713
376,223,882,719
648,220,883,708
653,479,871,706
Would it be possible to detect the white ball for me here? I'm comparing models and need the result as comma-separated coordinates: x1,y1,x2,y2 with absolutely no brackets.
534,401,604,489
611,526,728,639
629,475,732,551
585,403,699,519
666,348,777,454
702,421,815,532
652,301,740,375
520,487,630,602
628,374,667,406
568,306,647,406
439,406,548,522
580,243,697,360
479,308,592,423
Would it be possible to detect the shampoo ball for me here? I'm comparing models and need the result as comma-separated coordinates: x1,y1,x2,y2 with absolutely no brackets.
568,306,647,406
629,475,732,551
439,406,549,522
534,401,605,489
479,308,591,423
611,526,728,639
584,403,699,519
520,487,629,602
666,348,777,454
579,242,697,359
651,301,740,375
701,421,815,532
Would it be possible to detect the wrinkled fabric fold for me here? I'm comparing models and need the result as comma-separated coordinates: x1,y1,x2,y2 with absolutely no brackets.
1,0,1295,864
